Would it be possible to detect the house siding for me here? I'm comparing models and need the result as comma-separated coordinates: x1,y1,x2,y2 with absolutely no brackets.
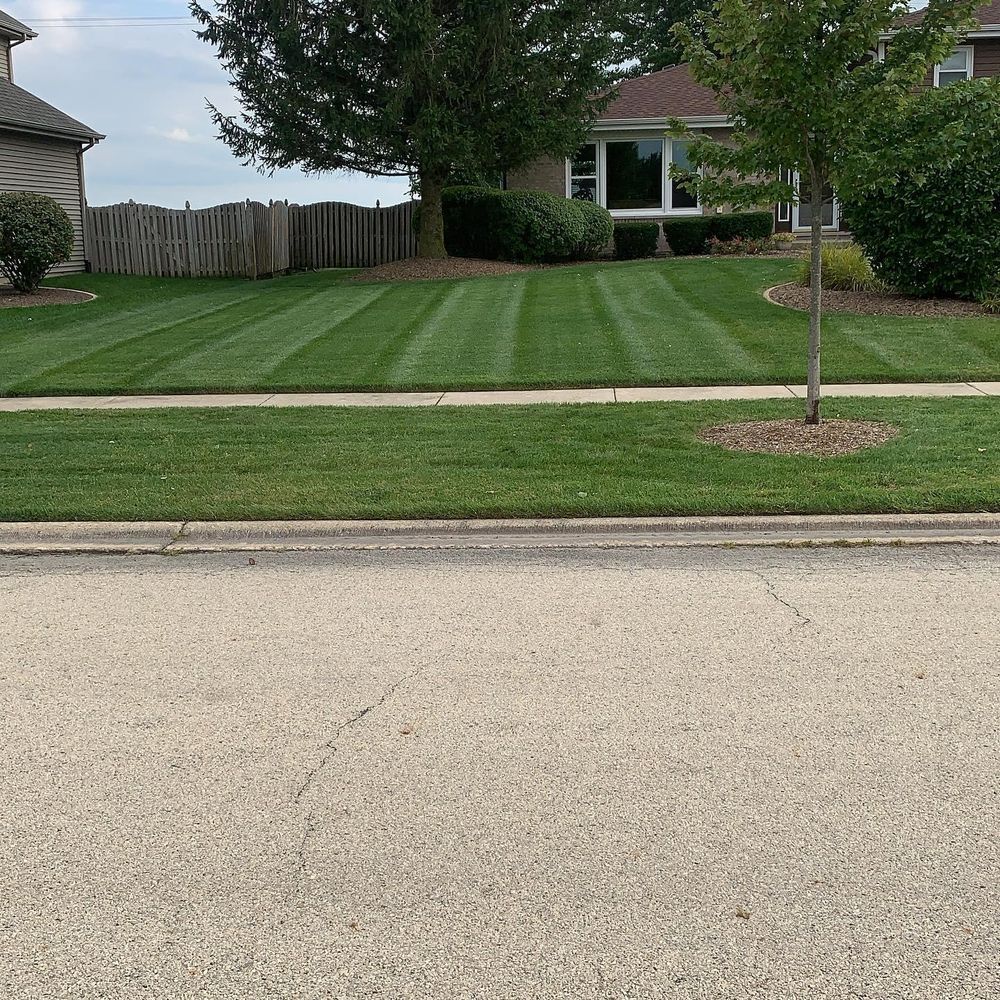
0,130,88,273
0,42,10,81
973,37,1000,76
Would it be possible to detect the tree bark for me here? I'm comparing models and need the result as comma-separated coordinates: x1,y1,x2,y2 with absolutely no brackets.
417,171,448,259
806,173,824,426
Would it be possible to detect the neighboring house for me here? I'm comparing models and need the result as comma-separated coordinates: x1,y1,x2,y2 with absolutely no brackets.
0,8,104,274
507,1,1000,239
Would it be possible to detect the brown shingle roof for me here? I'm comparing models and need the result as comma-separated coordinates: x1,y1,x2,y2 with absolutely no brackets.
599,64,723,121
898,1,1000,26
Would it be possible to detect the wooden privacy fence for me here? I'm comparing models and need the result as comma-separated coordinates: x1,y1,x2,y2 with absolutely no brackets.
86,198,417,279
289,200,418,269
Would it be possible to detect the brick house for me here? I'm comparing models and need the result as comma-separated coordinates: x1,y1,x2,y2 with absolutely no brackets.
507,1,1000,238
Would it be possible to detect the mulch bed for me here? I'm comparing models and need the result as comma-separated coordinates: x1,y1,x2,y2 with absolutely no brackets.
768,281,993,318
0,287,93,309
351,257,537,283
699,418,900,457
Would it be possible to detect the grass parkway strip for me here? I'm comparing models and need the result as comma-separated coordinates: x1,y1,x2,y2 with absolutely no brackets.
1,260,999,396
1,397,997,522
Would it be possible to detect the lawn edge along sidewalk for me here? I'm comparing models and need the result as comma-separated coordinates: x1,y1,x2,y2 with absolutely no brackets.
3,514,1000,555
2,381,1000,411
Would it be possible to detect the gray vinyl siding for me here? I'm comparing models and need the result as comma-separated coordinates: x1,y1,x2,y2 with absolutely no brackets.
0,42,10,81
0,129,87,274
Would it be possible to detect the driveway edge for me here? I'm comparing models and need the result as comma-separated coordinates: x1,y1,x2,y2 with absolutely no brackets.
1,514,999,554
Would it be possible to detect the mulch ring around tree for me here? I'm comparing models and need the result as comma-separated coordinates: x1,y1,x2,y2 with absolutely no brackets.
766,281,994,318
699,418,900,457
0,286,95,309
352,256,537,283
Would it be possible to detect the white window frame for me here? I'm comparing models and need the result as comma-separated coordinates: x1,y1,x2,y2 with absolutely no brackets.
565,136,702,218
777,167,793,224
934,45,974,87
567,143,598,204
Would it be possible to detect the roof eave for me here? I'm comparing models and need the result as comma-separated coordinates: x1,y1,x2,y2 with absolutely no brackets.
879,23,1000,40
594,114,730,129
0,121,105,144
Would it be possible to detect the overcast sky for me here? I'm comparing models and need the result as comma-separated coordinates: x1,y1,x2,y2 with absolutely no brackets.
5,0,412,208
5,1,931,211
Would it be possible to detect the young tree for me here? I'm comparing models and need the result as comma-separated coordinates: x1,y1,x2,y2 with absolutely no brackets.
190,1,623,258
670,0,978,424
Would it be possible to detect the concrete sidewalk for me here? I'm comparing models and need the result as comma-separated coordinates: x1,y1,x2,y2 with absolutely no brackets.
1,380,1000,411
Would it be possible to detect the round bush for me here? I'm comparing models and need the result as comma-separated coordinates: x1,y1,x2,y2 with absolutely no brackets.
443,186,612,264
613,222,660,260
839,79,1000,301
0,192,74,293
575,200,614,260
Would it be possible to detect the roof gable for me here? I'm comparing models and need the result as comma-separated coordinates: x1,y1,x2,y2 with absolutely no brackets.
599,64,723,121
0,8,36,39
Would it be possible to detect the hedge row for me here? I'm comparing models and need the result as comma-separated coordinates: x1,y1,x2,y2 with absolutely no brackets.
663,211,774,256
442,186,613,264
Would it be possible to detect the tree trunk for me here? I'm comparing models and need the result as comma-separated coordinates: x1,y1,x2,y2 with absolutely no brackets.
806,175,824,426
417,171,447,260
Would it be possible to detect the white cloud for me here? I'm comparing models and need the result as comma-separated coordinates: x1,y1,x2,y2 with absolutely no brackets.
3,0,411,209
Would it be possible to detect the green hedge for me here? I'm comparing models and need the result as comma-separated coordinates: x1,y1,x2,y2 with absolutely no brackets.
711,211,774,242
663,217,711,256
664,211,775,256
0,192,74,293
613,222,660,260
443,186,613,264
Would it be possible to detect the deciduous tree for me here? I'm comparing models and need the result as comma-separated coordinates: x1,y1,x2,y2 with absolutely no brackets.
670,0,977,423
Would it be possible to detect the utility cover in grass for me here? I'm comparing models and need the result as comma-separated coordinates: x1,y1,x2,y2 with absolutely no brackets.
699,419,899,457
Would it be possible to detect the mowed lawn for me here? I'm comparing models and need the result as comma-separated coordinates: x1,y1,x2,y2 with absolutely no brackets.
0,258,997,396
1,398,997,521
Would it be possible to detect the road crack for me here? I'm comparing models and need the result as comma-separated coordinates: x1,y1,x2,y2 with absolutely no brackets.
293,667,423,874
750,570,812,630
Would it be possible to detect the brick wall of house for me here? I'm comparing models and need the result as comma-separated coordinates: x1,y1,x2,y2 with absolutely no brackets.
507,157,564,197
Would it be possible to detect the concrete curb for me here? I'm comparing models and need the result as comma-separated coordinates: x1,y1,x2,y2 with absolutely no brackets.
1,513,1000,555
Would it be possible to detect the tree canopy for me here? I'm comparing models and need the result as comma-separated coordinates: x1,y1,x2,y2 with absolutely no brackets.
670,0,979,423
618,1,712,75
190,0,625,257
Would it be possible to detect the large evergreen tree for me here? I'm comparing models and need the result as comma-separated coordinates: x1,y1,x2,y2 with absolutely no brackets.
190,1,622,258
618,1,711,74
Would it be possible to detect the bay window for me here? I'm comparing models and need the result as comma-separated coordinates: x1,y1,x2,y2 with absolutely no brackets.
566,137,701,216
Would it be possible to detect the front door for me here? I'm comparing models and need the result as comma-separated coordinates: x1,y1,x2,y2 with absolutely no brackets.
793,175,839,231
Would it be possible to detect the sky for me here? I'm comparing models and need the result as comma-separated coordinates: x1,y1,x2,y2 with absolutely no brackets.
4,0,413,208
4,1,932,211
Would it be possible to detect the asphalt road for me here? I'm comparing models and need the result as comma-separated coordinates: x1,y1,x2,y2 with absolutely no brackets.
1,545,998,999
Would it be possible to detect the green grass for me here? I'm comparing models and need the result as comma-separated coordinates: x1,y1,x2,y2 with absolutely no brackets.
1,398,997,521
0,259,996,397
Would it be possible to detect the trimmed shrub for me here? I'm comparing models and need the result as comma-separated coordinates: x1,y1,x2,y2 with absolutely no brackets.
613,221,660,261
0,192,74,294
442,186,613,264
796,242,882,292
838,78,1000,301
575,199,615,260
663,216,711,256
710,210,774,242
